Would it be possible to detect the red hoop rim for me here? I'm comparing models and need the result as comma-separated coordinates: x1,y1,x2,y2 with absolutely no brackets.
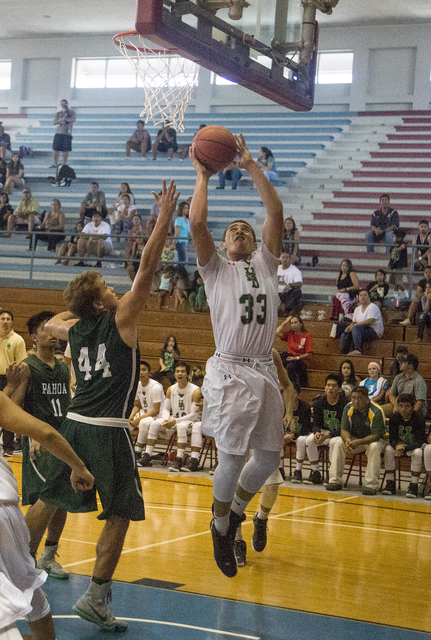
113,30,178,55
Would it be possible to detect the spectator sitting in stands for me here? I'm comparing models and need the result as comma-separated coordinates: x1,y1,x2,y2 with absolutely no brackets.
152,264,174,310
331,259,359,322
3,152,24,196
216,162,242,190
56,221,84,266
110,193,137,239
339,359,360,400
359,362,388,405
7,187,39,237
0,193,13,231
282,217,301,265
284,382,313,484
388,228,408,301
276,315,313,388
416,282,431,342
277,251,302,316
327,386,386,495
174,201,190,265
189,270,207,313
31,198,66,252
152,121,178,160
125,213,145,271
339,289,384,356
161,237,175,263
304,374,348,485
400,265,431,326
108,182,135,220
413,219,431,271
383,353,427,418
75,211,112,269
387,344,409,382
0,158,6,190
0,122,11,160
366,193,399,253
152,334,181,386
173,266,191,312
79,181,108,223
367,269,389,309
180,124,206,160
126,120,151,158
257,146,278,184
381,393,427,498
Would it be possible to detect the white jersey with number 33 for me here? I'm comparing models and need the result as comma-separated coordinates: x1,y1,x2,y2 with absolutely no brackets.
198,243,279,356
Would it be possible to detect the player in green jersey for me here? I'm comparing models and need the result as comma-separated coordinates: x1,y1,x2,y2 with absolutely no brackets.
11,311,71,580
24,179,180,633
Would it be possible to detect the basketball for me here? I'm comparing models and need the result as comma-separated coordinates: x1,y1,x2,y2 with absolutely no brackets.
192,125,237,172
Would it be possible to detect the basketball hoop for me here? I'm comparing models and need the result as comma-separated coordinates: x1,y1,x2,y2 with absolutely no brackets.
113,30,199,132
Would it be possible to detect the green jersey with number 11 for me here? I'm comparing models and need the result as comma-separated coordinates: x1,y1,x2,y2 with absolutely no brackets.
22,354,70,430
68,309,139,419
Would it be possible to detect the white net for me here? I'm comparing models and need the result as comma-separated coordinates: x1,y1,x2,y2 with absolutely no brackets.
114,32,199,132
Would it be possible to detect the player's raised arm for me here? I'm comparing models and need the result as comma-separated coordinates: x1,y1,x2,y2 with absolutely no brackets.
189,146,217,267
45,311,79,341
236,134,283,258
116,179,179,337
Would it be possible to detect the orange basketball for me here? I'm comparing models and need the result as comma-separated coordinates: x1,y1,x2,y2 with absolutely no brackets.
192,125,237,172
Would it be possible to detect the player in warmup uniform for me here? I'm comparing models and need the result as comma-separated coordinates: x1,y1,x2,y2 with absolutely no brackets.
189,134,284,577
24,179,179,632
138,361,203,472
130,361,165,461
10,311,71,581
0,366,93,640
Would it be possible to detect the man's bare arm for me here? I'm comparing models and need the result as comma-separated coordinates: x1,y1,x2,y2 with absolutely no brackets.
116,179,179,347
45,311,79,342
189,146,217,267
235,135,283,258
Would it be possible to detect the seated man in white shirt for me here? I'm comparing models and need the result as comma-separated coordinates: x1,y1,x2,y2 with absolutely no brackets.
76,212,112,269
130,361,164,460
277,252,302,316
339,289,384,356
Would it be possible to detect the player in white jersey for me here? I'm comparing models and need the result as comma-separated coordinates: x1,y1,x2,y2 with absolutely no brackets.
0,366,93,640
131,361,164,462
189,134,284,577
138,361,203,472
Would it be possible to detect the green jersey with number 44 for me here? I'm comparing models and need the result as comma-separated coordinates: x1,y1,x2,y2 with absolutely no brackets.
23,354,70,430
69,309,139,419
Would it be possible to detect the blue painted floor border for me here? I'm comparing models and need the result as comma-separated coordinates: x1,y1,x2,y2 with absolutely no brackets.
17,574,428,639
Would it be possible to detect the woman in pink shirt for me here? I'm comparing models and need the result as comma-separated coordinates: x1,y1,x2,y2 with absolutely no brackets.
276,315,313,387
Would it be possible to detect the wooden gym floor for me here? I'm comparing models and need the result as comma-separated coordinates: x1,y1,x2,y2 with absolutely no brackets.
9,456,431,639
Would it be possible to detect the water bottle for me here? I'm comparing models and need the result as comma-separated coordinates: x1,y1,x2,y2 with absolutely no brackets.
338,313,344,321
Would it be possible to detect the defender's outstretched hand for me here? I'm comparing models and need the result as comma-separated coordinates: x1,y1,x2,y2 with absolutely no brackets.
151,179,180,217
235,134,254,169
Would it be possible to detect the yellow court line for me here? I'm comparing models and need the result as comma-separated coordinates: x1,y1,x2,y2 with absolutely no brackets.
277,516,431,539
53,615,259,639
62,495,355,569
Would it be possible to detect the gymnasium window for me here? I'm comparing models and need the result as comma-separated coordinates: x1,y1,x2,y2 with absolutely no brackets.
72,57,198,89
316,52,353,84
0,61,12,90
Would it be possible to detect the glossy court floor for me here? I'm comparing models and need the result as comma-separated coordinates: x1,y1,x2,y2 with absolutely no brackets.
8,456,431,639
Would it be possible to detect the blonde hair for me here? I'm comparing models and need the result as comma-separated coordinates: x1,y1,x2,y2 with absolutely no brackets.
64,270,104,319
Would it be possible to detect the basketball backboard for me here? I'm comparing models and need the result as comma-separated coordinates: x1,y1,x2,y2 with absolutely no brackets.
133,0,330,111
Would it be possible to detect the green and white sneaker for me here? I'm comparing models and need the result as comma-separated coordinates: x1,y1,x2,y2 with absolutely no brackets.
73,580,128,632
37,544,69,579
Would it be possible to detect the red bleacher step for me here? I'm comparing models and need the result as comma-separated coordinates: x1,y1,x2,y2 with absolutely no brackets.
395,126,431,132
332,191,431,201
379,143,431,149
352,171,431,178
361,161,431,168
369,152,431,158
322,201,430,211
386,135,431,140
342,181,431,189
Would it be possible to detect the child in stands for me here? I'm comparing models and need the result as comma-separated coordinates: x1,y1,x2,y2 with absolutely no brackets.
388,229,408,301
367,269,389,308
